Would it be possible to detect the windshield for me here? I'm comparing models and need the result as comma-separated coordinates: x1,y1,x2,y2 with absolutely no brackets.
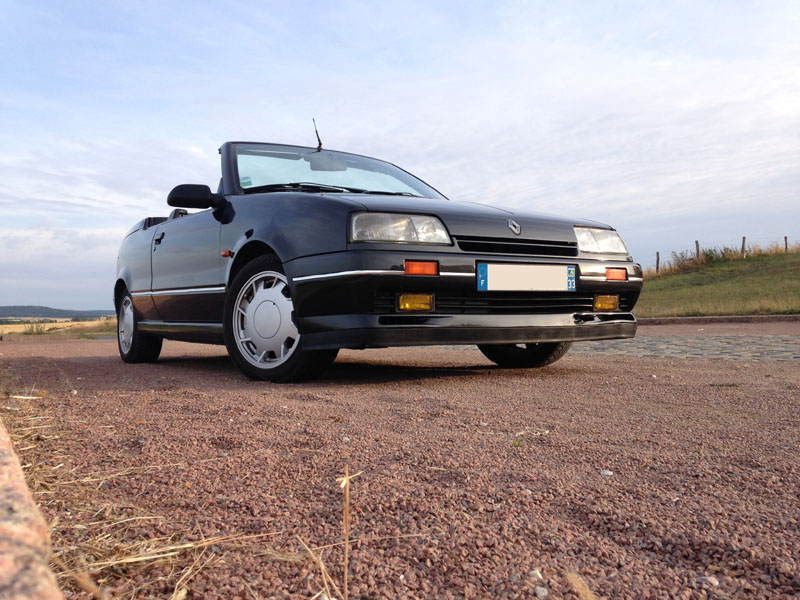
233,143,446,199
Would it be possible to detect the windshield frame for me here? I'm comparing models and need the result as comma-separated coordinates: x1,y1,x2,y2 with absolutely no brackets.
227,142,448,200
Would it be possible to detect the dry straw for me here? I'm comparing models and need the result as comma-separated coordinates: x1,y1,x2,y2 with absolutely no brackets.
564,570,598,600
337,466,362,600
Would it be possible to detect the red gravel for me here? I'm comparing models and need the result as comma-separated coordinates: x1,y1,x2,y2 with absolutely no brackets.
1,332,799,599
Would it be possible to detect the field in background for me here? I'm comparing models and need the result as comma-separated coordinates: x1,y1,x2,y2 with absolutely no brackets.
0,317,116,337
643,241,799,279
635,250,800,317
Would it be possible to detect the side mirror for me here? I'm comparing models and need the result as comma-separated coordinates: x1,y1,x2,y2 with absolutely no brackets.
167,184,225,209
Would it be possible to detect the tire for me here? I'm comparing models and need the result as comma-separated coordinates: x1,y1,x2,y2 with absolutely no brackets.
223,255,338,382
117,290,163,363
477,341,572,368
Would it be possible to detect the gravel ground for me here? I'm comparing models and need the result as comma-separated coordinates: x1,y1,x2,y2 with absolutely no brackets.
572,322,800,362
1,325,799,599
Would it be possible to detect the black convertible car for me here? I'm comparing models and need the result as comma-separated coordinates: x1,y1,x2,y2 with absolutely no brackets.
115,141,642,382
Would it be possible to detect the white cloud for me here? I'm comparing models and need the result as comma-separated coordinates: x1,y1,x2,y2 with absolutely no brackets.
1,0,798,305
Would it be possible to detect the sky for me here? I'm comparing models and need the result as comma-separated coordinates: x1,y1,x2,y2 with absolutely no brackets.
1,1,798,310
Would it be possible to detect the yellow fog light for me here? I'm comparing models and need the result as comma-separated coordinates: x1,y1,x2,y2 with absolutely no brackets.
398,293,433,311
594,294,619,311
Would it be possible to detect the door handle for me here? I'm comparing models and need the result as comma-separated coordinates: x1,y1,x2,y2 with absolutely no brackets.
154,232,165,245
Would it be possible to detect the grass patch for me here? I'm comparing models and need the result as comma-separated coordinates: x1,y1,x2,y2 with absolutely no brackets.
644,242,800,279
635,251,800,317
1,317,116,338
21,323,48,335
69,318,117,336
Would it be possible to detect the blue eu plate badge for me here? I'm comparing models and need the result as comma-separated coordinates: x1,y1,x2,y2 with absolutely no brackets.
477,263,489,291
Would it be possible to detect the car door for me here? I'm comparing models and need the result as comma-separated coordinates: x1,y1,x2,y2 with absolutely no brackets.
150,210,225,322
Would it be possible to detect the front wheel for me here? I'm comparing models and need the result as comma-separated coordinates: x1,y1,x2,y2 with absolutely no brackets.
223,255,337,382
117,291,162,363
477,341,572,368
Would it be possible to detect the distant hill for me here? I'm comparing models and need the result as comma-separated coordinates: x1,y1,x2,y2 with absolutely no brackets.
0,306,115,319
636,251,800,317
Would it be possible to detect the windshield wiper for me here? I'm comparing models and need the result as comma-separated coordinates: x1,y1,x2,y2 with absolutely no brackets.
242,182,422,197
243,182,359,194
357,190,421,197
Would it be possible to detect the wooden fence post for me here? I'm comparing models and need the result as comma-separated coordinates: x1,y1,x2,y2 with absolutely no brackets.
741,236,746,258
655,251,660,274
695,240,701,264
786,236,789,253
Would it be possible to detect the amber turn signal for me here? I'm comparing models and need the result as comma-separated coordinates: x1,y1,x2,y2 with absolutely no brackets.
605,267,627,281
594,294,619,311
404,260,439,275
398,293,434,311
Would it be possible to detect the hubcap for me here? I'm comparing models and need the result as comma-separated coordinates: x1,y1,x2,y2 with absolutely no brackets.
253,301,281,338
118,296,134,353
232,271,299,368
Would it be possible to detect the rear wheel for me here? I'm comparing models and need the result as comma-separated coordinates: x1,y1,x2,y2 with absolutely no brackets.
223,255,337,382
477,341,572,368
117,291,162,363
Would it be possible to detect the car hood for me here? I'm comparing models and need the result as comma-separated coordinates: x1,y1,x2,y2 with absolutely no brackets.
335,194,611,242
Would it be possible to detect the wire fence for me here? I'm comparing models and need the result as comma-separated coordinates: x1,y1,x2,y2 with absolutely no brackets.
646,236,798,279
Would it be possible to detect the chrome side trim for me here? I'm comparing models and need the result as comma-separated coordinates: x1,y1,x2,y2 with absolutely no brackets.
629,276,643,282
138,321,223,334
131,286,226,298
293,269,400,282
293,269,475,282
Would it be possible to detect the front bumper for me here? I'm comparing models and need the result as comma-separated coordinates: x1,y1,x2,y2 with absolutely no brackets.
284,249,642,351
297,312,637,350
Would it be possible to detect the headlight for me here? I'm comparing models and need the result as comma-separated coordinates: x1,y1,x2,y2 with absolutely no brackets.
574,227,628,254
350,212,451,244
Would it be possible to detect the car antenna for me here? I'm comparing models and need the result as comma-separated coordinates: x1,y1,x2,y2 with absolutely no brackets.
312,118,323,151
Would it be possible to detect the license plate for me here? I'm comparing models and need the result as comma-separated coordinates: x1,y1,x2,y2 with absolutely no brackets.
477,263,576,292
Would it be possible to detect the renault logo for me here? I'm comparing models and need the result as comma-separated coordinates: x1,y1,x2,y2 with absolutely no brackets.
507,219,521,235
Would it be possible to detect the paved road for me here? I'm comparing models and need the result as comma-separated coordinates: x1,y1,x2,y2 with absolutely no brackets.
571,322,800,361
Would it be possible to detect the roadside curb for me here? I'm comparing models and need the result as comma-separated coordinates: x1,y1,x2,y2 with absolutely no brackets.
0,419,63,599
638,314,800,325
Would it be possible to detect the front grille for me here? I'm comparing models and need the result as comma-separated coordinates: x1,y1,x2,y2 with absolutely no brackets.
374,292,397,313
375,291,637,315
436,292,594,314
454,235,578,257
